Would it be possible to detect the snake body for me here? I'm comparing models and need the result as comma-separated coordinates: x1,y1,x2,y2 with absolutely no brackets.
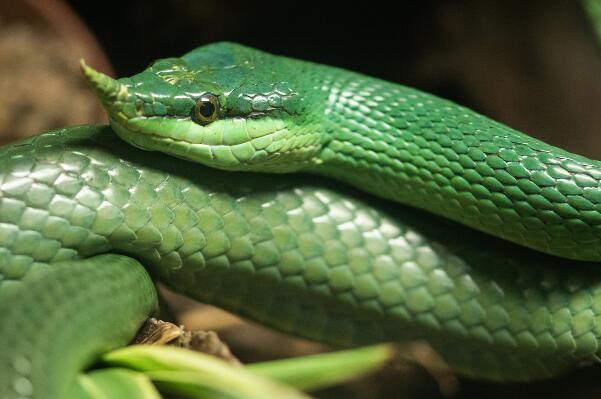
1,126,601,397
4,42,601,397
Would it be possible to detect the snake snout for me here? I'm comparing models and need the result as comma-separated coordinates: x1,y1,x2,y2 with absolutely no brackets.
80,60,129,106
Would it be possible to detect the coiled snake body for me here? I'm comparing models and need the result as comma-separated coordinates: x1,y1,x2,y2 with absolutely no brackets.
3,43,601,398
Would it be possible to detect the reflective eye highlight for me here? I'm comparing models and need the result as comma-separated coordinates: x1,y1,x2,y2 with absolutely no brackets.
192,94,219,124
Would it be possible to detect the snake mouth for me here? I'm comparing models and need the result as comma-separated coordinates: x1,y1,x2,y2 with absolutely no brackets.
110,116,291,170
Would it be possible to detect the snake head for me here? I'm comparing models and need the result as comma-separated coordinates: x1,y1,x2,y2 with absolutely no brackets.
82,42,324,172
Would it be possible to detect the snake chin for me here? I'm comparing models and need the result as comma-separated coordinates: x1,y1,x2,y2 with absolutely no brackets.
109,115,321,172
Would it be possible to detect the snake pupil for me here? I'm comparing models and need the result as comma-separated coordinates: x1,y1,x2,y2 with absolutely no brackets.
199,100,215,117
193,94,219,124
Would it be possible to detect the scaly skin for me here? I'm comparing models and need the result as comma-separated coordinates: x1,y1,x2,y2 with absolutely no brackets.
3,126,601,398
83,42,601,261
0,255,156,399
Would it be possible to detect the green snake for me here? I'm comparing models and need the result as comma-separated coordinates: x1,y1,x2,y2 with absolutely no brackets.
4,42,601,398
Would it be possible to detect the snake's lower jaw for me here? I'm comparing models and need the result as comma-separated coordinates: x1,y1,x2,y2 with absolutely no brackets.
110,116,323,172
109,118,240,169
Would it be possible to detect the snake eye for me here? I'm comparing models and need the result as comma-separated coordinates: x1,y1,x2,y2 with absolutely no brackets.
193,94,219,124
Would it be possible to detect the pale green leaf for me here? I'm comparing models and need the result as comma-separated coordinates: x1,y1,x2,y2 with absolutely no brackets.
247,344,393,391
103,345,312,399
583,0,601,44
76,368,162,399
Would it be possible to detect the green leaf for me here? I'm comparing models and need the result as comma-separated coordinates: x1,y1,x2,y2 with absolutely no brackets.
102,345,312,399
583,0,601,45
76,368,162,399
146,370,299,399
247,344,394,391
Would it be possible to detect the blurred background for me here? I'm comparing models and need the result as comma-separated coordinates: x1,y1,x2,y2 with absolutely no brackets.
1,0,601,398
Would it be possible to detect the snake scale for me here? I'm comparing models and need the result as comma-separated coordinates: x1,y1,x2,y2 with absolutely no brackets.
3,42,601,398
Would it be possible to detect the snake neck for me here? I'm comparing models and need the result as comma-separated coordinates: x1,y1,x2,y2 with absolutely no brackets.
311,71,601,261
316,72,469,205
